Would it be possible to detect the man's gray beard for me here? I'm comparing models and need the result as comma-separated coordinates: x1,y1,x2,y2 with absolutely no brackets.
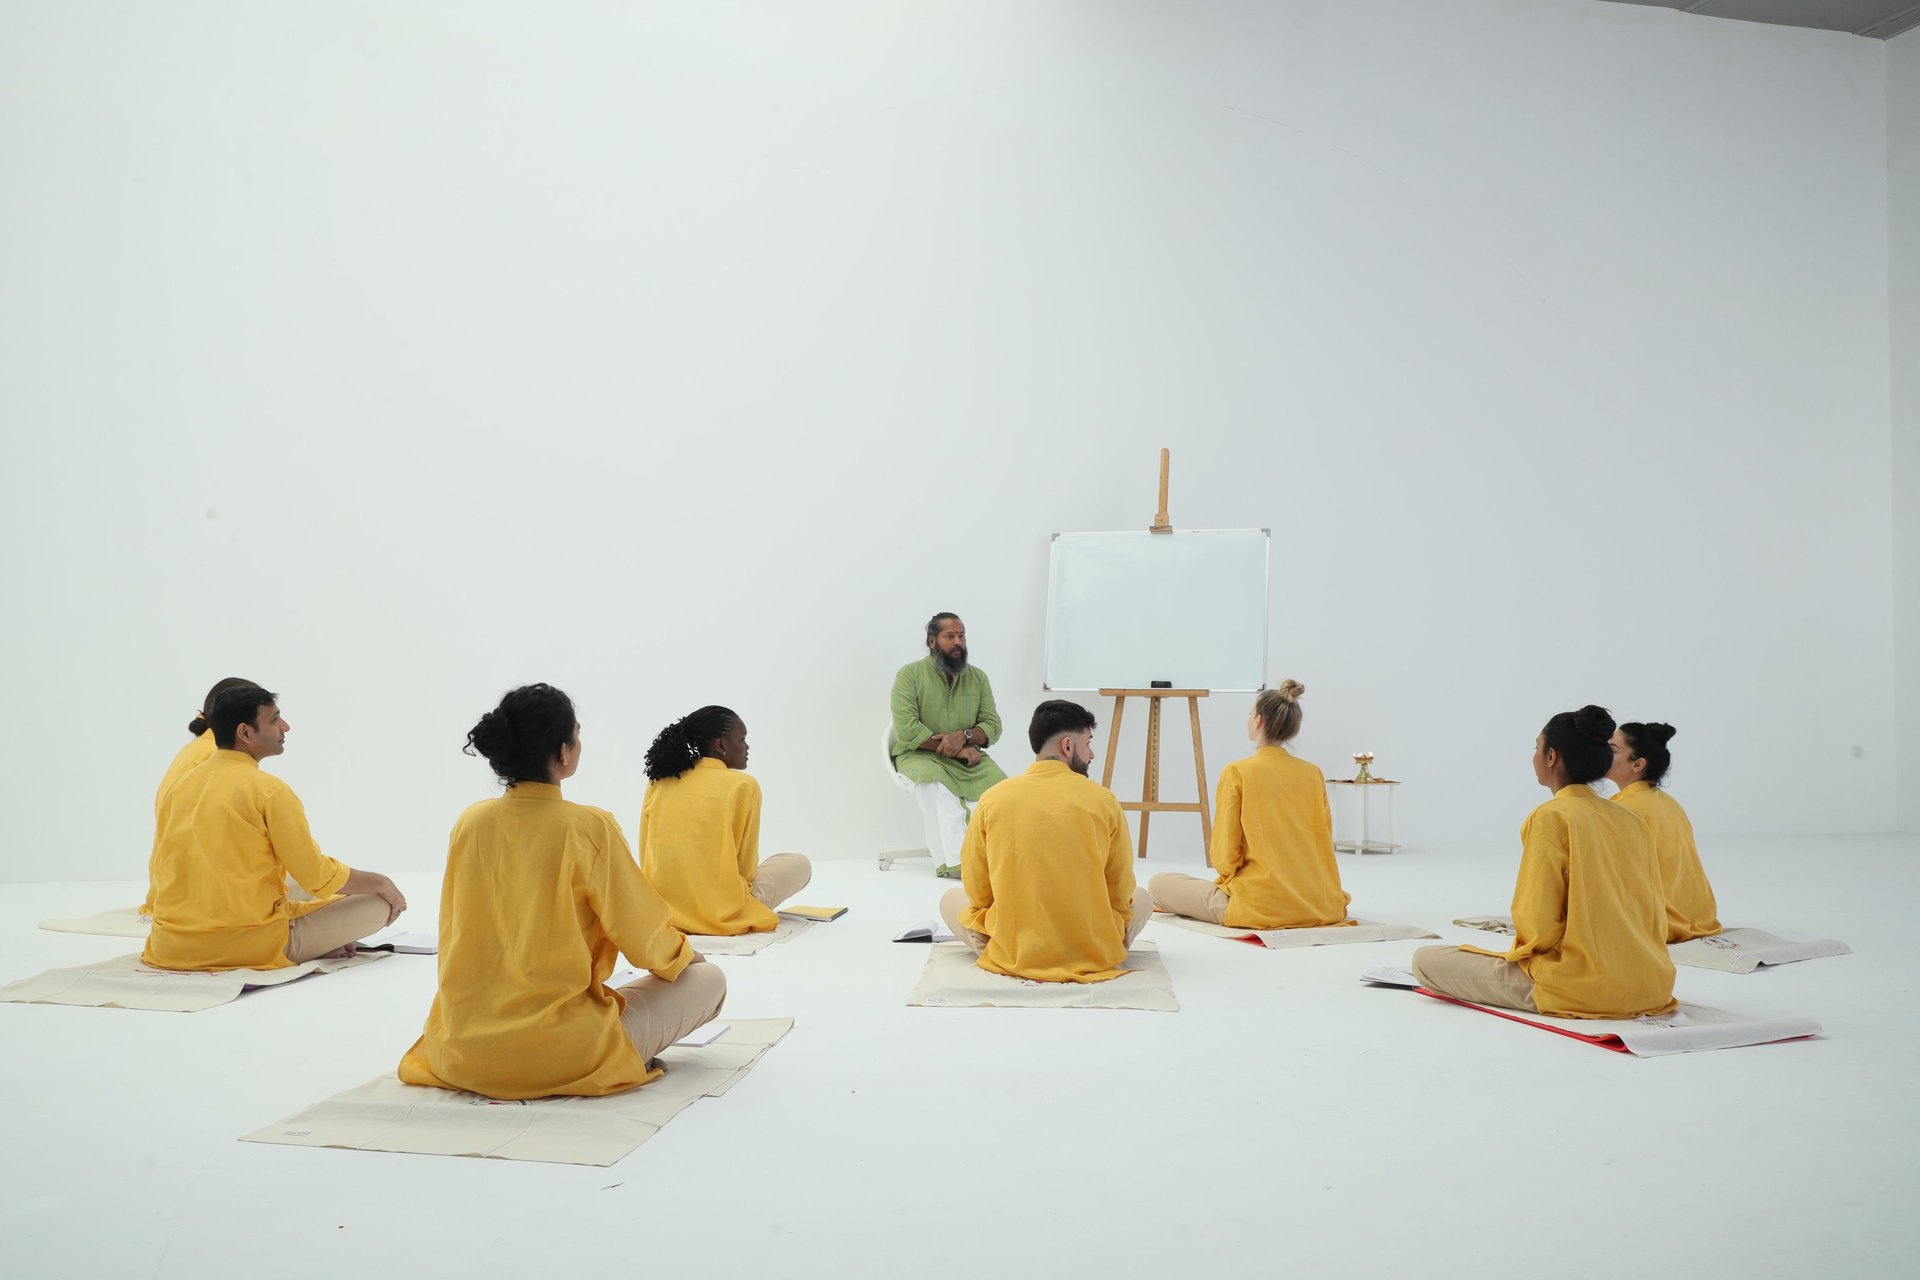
935,649,969,679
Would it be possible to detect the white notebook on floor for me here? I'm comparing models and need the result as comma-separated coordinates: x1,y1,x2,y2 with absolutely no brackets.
893,920,956,943
355,927,437,954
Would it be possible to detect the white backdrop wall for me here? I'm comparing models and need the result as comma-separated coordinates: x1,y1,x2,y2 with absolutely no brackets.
0,0,1895,882
1892,25,1920,834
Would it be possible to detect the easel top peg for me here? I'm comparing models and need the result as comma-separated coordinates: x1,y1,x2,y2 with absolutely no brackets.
1098,687,1210,698
1149,447,1173,534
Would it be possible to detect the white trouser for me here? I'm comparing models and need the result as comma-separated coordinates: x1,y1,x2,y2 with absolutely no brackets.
914,783,971,864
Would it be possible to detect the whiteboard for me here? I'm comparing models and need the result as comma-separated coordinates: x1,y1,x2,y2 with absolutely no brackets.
1044,529,1270,691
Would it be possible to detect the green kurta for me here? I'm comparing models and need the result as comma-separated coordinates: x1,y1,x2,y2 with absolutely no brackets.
890,656,1007,801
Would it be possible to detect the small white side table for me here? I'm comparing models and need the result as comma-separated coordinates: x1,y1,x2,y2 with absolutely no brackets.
1325,778,1400,854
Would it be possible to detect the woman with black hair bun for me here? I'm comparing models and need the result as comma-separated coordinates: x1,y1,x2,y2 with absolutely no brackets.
139,677,262,917
1608,722,1721,942
639,706,812,936
1412,705,1676,1018
399,684,726,1100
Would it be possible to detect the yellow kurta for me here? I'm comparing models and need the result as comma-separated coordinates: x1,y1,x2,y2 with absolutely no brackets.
1613,781,1721,942
140,730,219,916
640,758,774,936
141,751,351,971
1210,746,1351,929
400,782,697,1100
1465,784,1676,1018
958,760,1138,983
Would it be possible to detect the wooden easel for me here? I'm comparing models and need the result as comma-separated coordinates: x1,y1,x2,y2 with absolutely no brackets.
1099,686,1212,859
1098,449,1214,859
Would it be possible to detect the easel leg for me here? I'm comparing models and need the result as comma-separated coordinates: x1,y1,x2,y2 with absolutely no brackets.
1138,697,1162,859
1101,694,1126,790
1187,696,1212,849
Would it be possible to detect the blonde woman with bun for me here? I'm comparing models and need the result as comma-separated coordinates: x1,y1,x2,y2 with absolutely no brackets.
1607,721,1721,942
1149,680,1352,930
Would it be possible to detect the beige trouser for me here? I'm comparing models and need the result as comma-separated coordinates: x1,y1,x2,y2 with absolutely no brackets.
617,963,729,1065
1149,872,1230,926
1411,945,1537,1012
284,894,391,963
938,886,1155,956
748,853,812,911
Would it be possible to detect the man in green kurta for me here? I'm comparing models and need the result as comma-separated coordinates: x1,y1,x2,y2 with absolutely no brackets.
891,612,1007,877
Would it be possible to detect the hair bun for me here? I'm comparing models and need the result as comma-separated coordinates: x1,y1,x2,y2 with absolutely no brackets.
187,714,210,736
1275,679,1306,700
1646,722,1677,745
468,708,513,758
1572,704,1615,742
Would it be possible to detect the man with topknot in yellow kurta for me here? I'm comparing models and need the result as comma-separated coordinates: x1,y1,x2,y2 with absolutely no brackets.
937,700,1152,983
143,686,407,971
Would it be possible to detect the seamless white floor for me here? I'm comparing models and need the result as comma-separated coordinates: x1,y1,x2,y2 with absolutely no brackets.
3,835,1914,1279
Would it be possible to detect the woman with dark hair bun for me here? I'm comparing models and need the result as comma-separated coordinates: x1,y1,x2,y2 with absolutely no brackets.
639,706,812,936
1412,706,1676,1018
1608,722,1721,942
399,684,726,1100
139,677,261,918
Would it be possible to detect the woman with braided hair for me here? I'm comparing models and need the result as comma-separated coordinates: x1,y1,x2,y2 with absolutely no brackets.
1608,721,1721,942
1412,705,1675,1018
640,705,812,936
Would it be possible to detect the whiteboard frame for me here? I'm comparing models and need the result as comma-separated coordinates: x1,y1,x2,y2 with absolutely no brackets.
1042,527,1271,693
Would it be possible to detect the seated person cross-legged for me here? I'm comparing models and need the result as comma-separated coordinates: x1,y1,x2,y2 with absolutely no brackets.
141,675,317,919
142,685,406,972
400,684,726,1100
937,699,1153,984
139,675,258,918
1150,679,1352,930
1412,705,1676,1019
891,612,1007,878
1607,721,1721,943
639,704,811,936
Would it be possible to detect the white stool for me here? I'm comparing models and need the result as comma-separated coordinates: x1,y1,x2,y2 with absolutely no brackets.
879,723,933,871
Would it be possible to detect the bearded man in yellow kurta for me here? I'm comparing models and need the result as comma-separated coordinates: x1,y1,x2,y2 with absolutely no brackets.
891,612,1006,878
937,700,1152,983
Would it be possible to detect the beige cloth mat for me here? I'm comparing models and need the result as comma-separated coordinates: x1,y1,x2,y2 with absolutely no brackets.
0,950,388,1012
686,916,814,956
1451,914,1515,934
907,940,1178,1011
1670,927,1852,973
1160,914,1438,949
240,1018,795,1166
37,907,151,938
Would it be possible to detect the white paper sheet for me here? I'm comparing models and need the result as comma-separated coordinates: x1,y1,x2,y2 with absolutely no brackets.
1158,914,1439,949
